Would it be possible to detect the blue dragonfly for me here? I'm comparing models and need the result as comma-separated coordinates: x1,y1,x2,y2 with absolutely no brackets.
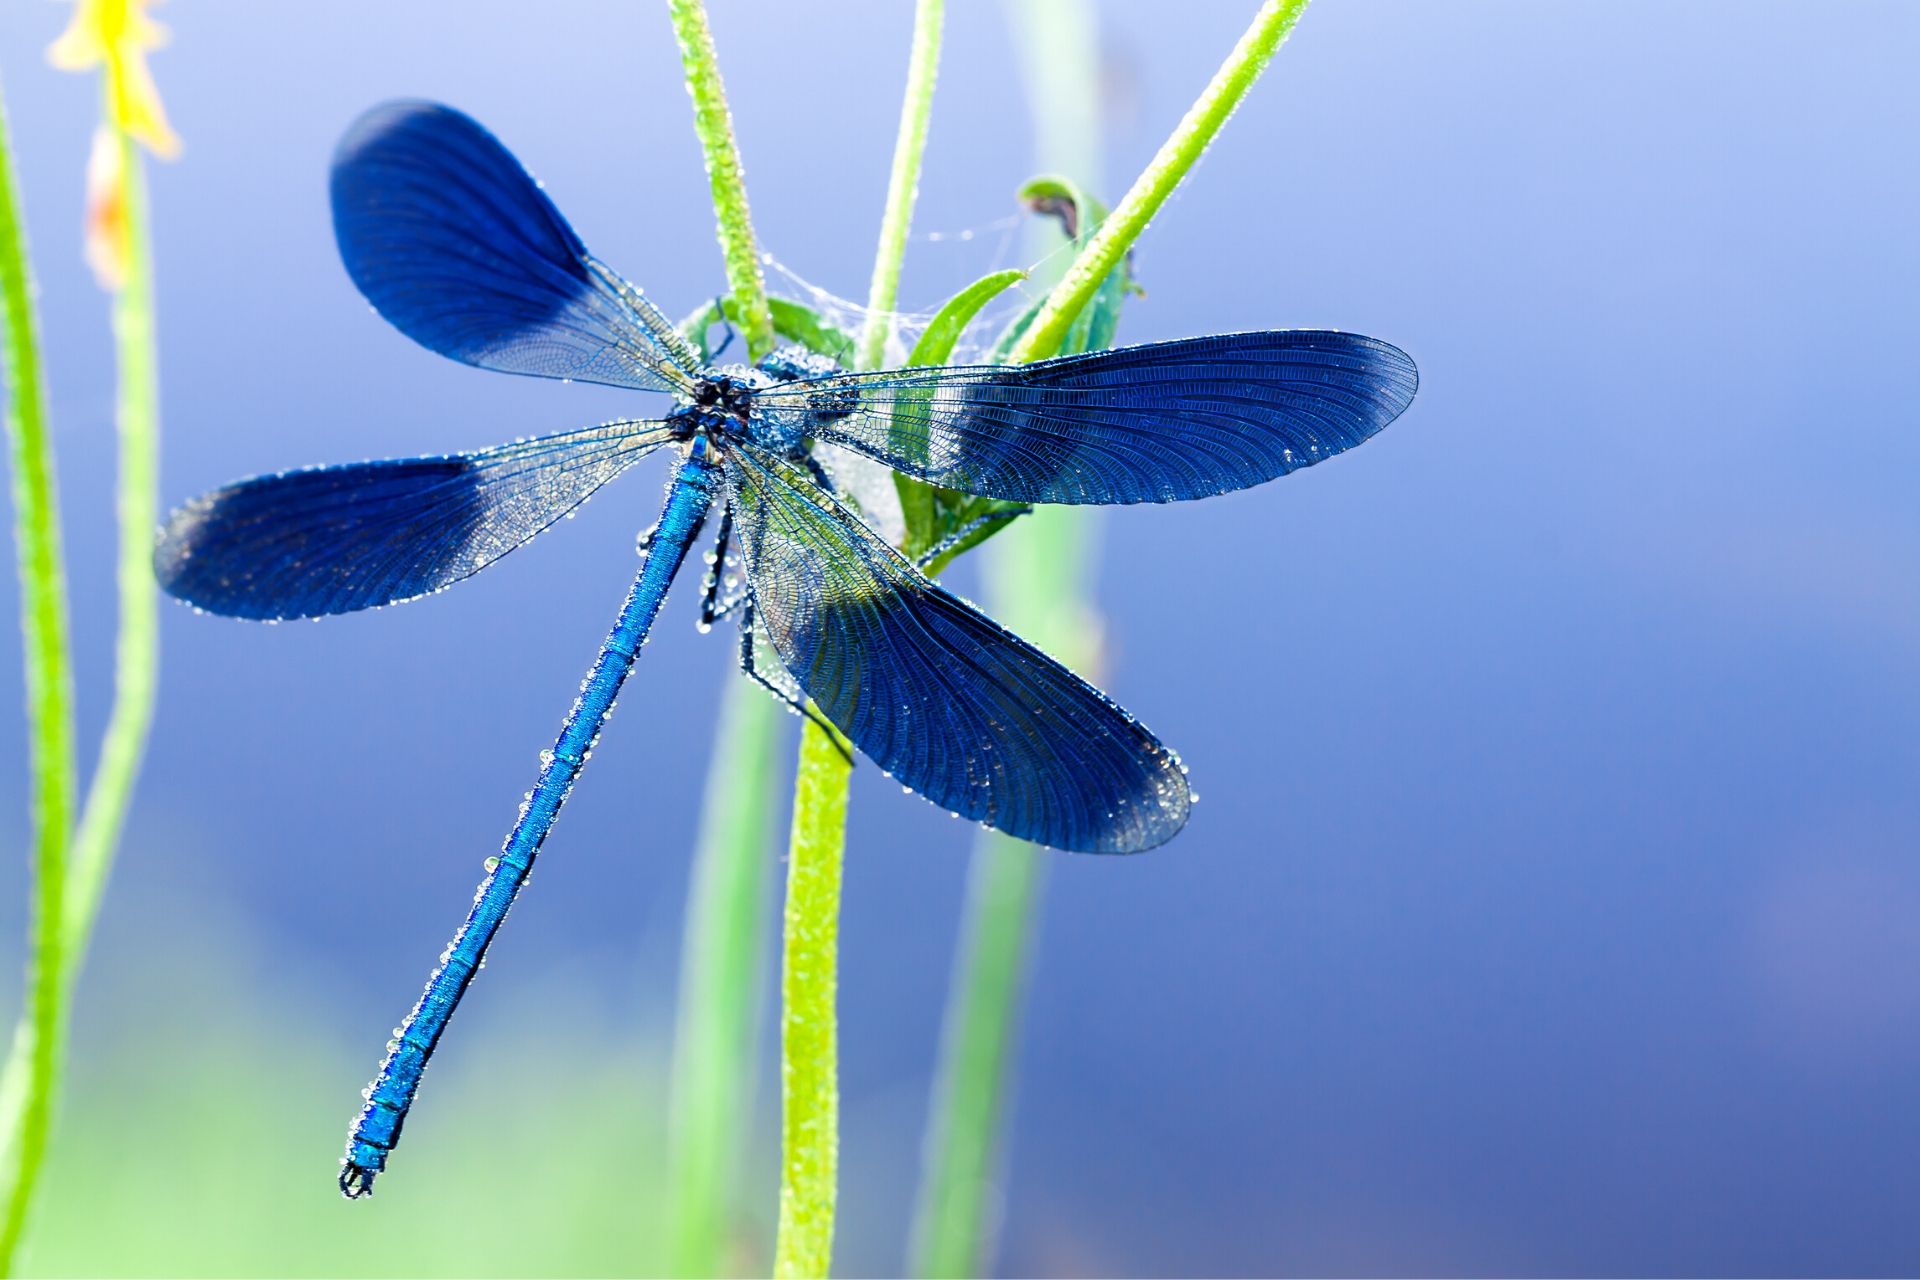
154,101,1417,1197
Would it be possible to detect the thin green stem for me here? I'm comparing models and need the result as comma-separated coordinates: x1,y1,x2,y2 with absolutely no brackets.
857,0,945,372
665,0,775,359
773,720,851,1280
774,8,949,1273
666,679,781,1279
68,126,159,966
1011,0,1310,364
0,75,78,1274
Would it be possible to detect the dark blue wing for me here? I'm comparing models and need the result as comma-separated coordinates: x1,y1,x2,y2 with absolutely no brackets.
331,100,700,393
725,444,1189,853
747,330,1417,504
156,420,676,620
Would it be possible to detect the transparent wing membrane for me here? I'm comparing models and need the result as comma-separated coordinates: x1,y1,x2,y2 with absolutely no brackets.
156,420,677,620
331,100,699,392
726,444,1190,853
751,330,1418,505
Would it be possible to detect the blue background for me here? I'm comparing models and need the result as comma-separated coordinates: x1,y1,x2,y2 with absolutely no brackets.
0,1,1917,1275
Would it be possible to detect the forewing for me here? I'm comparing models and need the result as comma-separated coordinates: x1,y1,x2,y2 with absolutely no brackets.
750,330,1417,504
726,445,1190,853
156,420,676,620
331,100,700,392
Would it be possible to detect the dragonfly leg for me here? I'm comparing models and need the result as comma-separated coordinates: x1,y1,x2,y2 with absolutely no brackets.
911,506,1031,573
708,297,737,362
339,449,722,1198
697,504,739,632
737,597,853,764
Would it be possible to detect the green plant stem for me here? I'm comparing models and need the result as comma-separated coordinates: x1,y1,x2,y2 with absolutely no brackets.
0,75,78,1275
773,720,851,1280
774,8,949,1274
909,830,1044,1279
68,126,159,966
667,679,781,1278
659,6,785,1272
1012,0,1310,364
857,0,945,372
665,0,775,359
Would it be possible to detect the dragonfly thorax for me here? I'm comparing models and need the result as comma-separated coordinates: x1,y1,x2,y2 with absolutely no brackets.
670,366,770,441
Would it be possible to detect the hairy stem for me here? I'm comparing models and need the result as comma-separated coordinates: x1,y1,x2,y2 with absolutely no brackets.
665,0,775,359
773,721,851,1279
666,679,781,1279
857,0,945,372
0,75,78,1274
1012,0,1310,363
774,6,949,1273
660,6,786,1272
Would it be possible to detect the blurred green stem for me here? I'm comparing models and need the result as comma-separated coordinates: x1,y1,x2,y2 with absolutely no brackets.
1013,0,1310,363
913,1,1315,1271
0,75,78,1274
858,0,945,371
666,0,775,359
908,2,1102,1269
69,125,160,975
774,8,946,1274
667,680,780,1278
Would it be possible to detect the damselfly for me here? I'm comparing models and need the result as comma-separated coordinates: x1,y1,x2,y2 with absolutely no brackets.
155,101,1418,1196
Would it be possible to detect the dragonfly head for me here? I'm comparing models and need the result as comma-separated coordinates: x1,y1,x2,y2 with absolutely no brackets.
672,366,771,442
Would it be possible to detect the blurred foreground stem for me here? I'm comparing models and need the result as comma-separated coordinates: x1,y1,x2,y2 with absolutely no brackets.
0,76,78,1275
68,124,160,983
913,1,1314,1272
666,681,780,1277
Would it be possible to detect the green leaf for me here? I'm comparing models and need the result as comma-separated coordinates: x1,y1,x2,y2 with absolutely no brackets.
905,268,1027,367
679,294,858,366
893,268,1028,555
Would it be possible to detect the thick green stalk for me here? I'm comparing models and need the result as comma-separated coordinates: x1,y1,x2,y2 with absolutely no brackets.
857,0,945,371
773,721,851,1280
774,7,948,1274
665,0,775,359
68,126,159,967
666,679,781,1279
1012,0,1310,364
0,75,78,1275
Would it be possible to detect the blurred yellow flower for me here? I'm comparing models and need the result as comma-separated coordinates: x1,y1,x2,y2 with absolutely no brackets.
47,0,181,159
